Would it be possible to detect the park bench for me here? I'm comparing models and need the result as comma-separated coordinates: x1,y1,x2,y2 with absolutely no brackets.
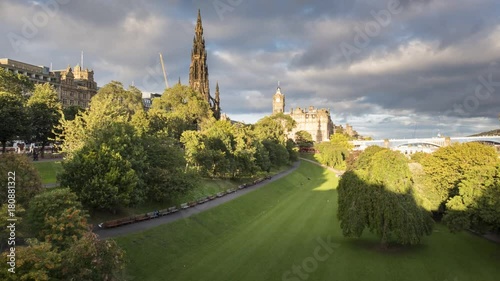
216,192,224,197
188,201,198,207
159,208,170,216
134,214,150,222
168,206,178,213
181,203,189,209
197,197,209,204
102,220,120,228
208,195,216,200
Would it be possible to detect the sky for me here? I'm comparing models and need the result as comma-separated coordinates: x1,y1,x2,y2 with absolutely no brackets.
1,0,500,139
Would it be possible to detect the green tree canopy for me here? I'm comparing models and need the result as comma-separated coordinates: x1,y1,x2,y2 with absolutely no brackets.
62,105,83,121
57,81,147,157
0,153,42,206
59,124,140,211
338,149,433,247
149,84,212,140
420,142,499,213
60,232,125,280
254,113,296,145
0,67,34,97
0,92,26,152
27,83,63,158
26,188,87,249
329,133,354,151
295,130,314,147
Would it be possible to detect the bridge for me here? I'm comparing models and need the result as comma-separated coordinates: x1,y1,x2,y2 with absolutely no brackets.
351,136,500,154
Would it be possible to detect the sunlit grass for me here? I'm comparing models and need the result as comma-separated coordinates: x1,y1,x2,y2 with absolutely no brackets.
115,161,500,281
32,161,62,184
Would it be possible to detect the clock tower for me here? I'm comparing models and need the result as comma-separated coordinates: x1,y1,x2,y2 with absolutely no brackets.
272,86,285,114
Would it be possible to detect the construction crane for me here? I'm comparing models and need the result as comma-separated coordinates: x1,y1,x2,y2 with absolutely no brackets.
159,52,169,89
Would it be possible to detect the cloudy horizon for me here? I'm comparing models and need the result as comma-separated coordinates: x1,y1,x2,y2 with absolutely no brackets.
1,0,499,139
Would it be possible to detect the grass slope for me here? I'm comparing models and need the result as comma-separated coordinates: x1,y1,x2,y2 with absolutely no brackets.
32,161,62,184
115,161,500,281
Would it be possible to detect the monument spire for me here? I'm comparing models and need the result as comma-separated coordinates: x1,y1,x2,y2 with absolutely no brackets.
189,9,210,102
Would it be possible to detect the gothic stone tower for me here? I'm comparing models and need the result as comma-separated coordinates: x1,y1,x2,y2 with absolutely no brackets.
189,10,221,119
272,86,285,114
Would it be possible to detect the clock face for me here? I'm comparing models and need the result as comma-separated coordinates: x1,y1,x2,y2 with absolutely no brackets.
275,97,281,102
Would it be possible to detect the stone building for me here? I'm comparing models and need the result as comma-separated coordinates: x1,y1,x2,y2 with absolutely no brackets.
189,10,221,119
272,86,334,143
53,65,98,108
0,58,97,108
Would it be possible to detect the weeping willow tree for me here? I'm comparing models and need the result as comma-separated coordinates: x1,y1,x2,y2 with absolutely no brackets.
337,148,433,248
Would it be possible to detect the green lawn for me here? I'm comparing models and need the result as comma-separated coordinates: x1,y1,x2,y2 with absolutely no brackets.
299,152,321,163
32,161,62,184
115,161,500,281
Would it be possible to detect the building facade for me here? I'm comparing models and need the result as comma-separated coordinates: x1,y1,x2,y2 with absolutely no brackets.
189,10,221,120
0,58,98,108
272,86,334,143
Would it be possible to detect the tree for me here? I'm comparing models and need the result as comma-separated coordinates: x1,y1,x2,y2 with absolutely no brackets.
0,239,61,281
0,67,34,97
0,92,25,152
63,105,83,121
26,188,87,248
254,113,296,145
149,84,212,140
27,83,63,158
59,139,138,211
57,81,146,157
329,133,354,151
143,134,199,201
315,142,348,169
262,140,289,168
0,153,42,206
443,162,500,233
286,138,299,162
337,149,433,247
60,232,125,280
295,130,313,147
420,142,499,213
254,141,271,172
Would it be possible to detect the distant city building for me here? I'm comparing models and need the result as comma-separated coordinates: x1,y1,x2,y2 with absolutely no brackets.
0,58,97,108
142,93,161,111
189,10,221,120
272,86,334,143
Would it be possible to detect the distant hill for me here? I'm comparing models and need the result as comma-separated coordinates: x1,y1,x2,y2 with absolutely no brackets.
470,128,500,136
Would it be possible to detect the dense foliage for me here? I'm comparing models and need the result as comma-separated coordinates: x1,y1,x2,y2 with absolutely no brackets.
338,148,433,247
26,84,63,158
416,143,500,232
0,160,124,280
315,133,353,169
58,83,199,210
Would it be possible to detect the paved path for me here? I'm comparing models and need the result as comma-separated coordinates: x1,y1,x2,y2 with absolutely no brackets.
95,161,301,239
31,157,63,163
298,157,345,176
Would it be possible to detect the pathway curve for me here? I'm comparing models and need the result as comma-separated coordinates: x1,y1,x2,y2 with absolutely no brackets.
95,161,301,239
298,157,345,176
